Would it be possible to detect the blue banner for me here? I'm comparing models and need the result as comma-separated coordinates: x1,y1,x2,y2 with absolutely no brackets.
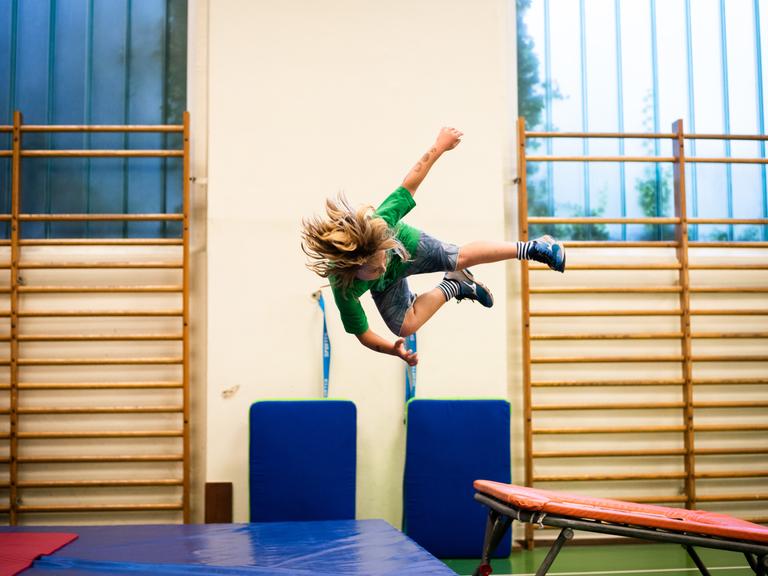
404,333,417,403
317,293,331,398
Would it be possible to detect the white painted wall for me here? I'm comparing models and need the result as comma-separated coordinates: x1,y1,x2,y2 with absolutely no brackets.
204,0,512,524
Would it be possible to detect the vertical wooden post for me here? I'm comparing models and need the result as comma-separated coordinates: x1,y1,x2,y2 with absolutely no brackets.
518,117,534,549
672,119,696,509
9,111,21,525
182,111,191,523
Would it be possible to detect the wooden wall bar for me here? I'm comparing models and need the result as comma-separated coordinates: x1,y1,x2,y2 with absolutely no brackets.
519,117,768,546
0,113,190,525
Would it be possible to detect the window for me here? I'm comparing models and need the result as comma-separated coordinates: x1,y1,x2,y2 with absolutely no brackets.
0,0,187,239
517,0,767,241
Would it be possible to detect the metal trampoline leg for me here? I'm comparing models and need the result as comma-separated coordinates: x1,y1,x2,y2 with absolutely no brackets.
473,510,513,576
534,527,573,576
684,545,711,576
752,554,768,576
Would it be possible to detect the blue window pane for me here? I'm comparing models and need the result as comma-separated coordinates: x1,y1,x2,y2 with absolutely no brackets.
520,0,766,242
656,0,688,129
549,0,582,132
1,0,187,239
619,1,654,133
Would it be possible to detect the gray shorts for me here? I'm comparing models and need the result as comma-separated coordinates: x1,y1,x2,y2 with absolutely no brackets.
371,232,459,336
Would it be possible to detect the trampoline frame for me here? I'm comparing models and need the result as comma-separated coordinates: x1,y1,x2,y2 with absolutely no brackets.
473,492,768,576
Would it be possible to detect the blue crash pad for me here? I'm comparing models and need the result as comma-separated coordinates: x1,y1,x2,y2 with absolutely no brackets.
403,399,512,558
3,520,457,575
249,399,356,521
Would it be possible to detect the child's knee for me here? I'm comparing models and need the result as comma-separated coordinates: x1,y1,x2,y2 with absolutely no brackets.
399,322,415,338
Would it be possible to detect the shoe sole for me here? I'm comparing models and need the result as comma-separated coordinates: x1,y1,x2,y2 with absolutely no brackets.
552,242,566,273
448,268,494,307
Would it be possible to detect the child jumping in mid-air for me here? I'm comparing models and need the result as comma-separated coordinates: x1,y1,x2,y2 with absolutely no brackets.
301,127,565,366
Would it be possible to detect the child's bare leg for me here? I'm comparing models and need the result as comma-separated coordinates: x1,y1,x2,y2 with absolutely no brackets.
456,241,518,269
399,288,447,337
457,237,566,273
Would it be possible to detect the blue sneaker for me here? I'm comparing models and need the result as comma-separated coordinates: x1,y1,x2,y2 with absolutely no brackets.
444,268,494,307
529,235,566,273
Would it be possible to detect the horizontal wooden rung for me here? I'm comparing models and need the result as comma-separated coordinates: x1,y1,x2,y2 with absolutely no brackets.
21,124,183,133
531,332,683,341
531,309,768,317
526,155,676,164
563,241,679,247
690,241,768,248
693,355,768,362
17,406,183,414
18,479,183,488
525,130,676,139
20,239,183,246
531,355,683,364
532,378,684,387
17,357,183,366
689,264,768,270
687,158,768,165
532,402,684,411
530,310,682,317
696,401,768,408
534,472,685,482
17,430,183,439
688,218,768,224
16,381,183,390
695,447,768,455
533,449,685,458
19,214,183,222
18,454,184,463
692,332,768,339
535,424,768,434
21,150,183,158
530,286,682,294
530,263,682,270
16,503,184,512
696,494,768,503
18,310,183,317
528,216,679,225
624,495,689,504
696,470,768,479
690,309,768,316
533,425,685,434
19,262,182,269
19,286,183,293
695,424,768,432
686,133,768,141
690,287,768,293
694,377,768,386
18,334,183,342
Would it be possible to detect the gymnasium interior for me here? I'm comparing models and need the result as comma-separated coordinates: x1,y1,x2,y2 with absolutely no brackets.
0,1,766,575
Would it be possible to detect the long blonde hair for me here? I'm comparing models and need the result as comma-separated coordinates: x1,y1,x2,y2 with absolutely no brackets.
301,194,409,293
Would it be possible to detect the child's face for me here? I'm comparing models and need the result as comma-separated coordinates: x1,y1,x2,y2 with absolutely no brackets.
355,250,387,281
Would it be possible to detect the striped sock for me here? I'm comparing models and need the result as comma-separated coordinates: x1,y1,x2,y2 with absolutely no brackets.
437,279,461,301
516,240,533,260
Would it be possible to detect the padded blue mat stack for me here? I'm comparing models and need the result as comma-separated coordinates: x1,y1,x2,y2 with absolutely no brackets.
403,399,511,558
9,521,458,575
249,400,356,521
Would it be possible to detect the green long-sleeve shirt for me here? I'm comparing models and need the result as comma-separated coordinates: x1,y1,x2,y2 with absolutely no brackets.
331,187,421,334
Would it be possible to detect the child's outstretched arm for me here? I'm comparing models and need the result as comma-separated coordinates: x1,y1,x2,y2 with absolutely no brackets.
356,329,418,366
401,127,463,195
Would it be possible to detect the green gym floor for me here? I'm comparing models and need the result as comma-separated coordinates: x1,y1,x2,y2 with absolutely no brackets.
443,542,754,576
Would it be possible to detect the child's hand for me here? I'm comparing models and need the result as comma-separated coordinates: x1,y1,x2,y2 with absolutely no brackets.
435,127,463,153
394,337,419,366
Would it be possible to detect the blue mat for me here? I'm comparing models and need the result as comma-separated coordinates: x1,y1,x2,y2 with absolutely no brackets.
403,399,511,558
249,399,356,521
2,520,457,575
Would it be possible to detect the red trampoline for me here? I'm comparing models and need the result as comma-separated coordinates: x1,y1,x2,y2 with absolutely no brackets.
473,480,768,576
